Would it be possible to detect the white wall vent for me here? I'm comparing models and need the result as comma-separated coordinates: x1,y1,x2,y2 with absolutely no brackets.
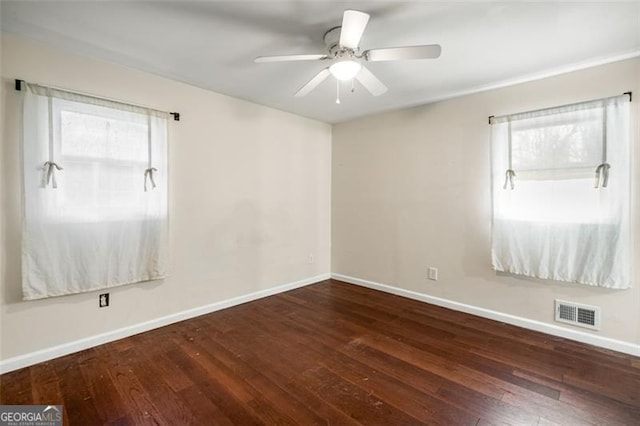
555,300,601,330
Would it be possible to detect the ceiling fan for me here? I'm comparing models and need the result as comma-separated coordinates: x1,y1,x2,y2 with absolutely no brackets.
254,10,441,100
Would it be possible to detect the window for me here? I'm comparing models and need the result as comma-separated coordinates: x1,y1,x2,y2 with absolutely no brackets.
51,100,161,222
21,84,168,300
490,94,631,289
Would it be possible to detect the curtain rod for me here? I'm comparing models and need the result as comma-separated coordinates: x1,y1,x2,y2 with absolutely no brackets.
488,92,632,124
14,79,180,121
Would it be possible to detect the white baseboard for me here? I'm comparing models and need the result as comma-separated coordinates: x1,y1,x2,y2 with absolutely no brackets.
331,273,640,357
0,273,331,374
4,271,636,374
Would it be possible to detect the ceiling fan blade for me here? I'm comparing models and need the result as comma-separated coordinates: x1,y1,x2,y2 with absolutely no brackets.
295,68,331,97
364,44,442,61
255,54,328,63
355,66,387,96
339,10,370,49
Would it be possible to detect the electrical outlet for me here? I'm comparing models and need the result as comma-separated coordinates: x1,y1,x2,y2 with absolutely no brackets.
99,293,110,307
308,253,315,264
428,267,438,281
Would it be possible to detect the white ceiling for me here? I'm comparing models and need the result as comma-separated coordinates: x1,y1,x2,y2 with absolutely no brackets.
2,1,639,123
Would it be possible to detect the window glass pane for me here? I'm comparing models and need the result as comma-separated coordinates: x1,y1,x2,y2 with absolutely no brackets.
511,108,602,172
60,109,148,162
51,100,155,222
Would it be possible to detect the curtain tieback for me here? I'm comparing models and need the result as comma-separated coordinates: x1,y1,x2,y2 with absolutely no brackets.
144,167,158,192
503,169,516,190
594,163,611,189
43,161,63,189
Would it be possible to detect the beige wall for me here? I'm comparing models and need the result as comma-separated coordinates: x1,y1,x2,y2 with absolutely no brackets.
0,35,332,361
332,59,640,345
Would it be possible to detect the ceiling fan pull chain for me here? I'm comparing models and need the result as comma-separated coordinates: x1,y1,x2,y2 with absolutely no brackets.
336,80,341,104
351,78,355,93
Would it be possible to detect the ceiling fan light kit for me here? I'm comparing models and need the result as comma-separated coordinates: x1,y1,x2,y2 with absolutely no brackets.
254,9,441,101
329,59,361,81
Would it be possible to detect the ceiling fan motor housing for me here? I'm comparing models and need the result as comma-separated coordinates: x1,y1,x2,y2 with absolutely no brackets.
324,26,358,59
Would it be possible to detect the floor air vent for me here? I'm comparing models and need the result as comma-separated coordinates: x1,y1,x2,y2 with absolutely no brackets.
555,300,601,330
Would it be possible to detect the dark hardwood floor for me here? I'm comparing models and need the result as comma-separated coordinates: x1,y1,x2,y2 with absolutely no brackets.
1,279,639,425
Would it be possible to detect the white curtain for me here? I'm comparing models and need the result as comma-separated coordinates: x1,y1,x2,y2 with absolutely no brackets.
490,95,631,289
22,84,168,300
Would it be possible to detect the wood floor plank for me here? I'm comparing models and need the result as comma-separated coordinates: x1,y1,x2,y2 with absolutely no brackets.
176,385,235,426
240,297,469,409
51,350,104,426
436,382,539,425
301,365,423,425
203,314,365,425
127,347,195,425
172,335,322,425
261,318,481,425
29,362,62,406
101,348,169,425
1,279,638,425
217,322,361,424
0,365,32,405
558,386,640,425
77,352,128,424
163,348,264,425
